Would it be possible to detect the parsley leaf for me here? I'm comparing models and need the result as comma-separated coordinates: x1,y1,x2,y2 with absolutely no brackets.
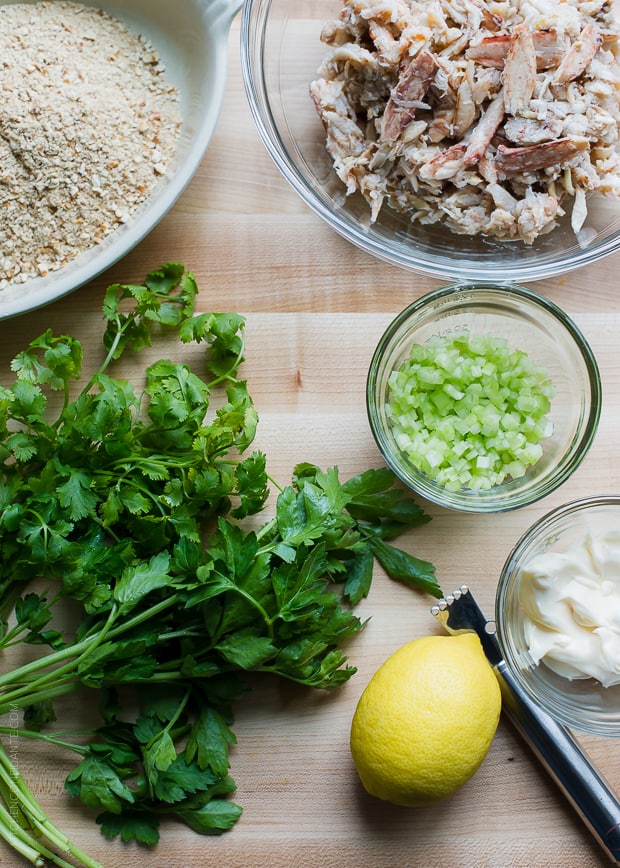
0,263,440,868
65,755,136,814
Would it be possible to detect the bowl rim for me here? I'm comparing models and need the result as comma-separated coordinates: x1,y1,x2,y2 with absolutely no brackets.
366,283,602,513
240,0,620,283
495,494,620,736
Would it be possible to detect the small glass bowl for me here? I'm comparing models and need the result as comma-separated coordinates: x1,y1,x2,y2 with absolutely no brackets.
496,497,620,737
366,284,601,513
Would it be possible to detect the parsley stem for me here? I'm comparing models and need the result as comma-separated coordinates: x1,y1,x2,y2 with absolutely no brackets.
87,315,128,389
0,682,82,717
227,585,274,639
105,594,181,637
0,595,186,715
0,642,91,692
205,337,245,390
255,517,278,543
0,595,179,700
0,798,47,866
0,740,104,868
0,605,118,709
0,727,87,755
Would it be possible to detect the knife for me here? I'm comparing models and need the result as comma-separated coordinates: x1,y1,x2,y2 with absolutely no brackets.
431,585,620,866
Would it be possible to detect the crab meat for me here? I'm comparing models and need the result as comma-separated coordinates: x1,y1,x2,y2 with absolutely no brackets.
503,111,565,145
503,25,537,116
466,29,567,71
420,92,506,178
552,22,603,85
346,0,403,26
495,138,589,173
310,79,372,193
381,50,438,142
452,78,477,137
463,94,505,166
515,191,562,242
310,0,620,243
471,0,503,32
418,143,468,180
369,21,408,65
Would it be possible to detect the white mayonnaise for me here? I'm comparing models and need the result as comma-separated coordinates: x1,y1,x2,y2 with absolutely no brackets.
519,529,620,687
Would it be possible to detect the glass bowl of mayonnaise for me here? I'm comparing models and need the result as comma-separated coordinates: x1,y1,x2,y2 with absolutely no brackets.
496,496,620,736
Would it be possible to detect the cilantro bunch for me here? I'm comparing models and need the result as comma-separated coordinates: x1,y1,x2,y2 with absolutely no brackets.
0,264,440,868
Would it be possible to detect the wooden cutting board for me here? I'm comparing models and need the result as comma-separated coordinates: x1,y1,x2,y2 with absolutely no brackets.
0,18,619,868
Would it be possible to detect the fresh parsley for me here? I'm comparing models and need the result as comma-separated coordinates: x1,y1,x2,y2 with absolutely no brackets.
0,263,441,867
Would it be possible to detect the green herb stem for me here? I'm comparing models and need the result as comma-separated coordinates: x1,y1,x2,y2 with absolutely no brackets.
0,681,82,717
0,596,180,702
0,601,193,716
0,741,103,868
0,727,88,754
0,798,46,867
255,516,278,544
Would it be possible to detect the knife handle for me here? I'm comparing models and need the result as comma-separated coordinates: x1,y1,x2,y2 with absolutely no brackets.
495,659,620,866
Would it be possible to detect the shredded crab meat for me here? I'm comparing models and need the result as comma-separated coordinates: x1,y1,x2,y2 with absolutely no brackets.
310,0,620,243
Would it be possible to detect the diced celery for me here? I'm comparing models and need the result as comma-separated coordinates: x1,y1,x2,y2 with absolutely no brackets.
429,389,452,414
444,383,465,400
386,330,555,492
503,460,526,479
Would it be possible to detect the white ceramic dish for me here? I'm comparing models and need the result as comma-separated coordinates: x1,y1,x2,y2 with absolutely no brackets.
0,0,242,320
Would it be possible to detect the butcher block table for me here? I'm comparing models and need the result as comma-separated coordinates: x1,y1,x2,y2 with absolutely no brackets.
2,17,620,868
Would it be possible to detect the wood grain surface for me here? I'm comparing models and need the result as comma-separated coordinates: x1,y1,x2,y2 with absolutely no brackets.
1,16,620,868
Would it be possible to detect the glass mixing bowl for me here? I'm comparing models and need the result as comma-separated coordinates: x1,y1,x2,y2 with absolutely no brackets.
240,0,620,283
366,284,601,513
496,497,620,736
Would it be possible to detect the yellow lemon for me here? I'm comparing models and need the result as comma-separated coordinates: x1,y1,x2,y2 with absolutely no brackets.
350,633,501,806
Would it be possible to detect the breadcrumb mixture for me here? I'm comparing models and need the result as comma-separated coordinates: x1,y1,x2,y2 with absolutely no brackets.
310,0,620,243
0,1,181,288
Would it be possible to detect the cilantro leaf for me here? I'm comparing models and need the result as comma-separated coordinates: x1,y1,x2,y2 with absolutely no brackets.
11,331,82,390
57,469,99,521
113,553,173,610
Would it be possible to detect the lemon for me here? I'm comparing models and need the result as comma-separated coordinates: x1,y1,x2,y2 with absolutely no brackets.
350,633,501,806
